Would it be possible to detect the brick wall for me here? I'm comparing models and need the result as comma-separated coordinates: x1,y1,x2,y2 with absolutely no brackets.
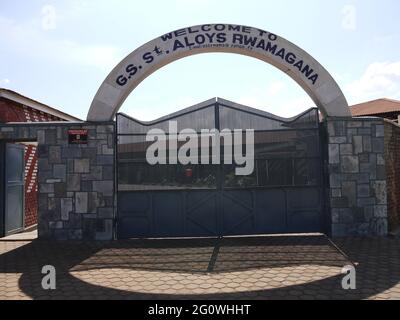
0,98,62,122
384,120,400,232
24,145,38,227
0,97,65,228
326,117,388,236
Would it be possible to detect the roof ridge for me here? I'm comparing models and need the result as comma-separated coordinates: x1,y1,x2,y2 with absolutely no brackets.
381,98,400,103
350,98,400,107
0,88,81,121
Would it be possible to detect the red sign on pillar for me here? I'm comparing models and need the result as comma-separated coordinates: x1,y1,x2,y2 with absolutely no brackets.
68,129,88,145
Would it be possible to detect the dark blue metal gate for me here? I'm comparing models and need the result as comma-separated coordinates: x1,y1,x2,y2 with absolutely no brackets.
116,98,326,239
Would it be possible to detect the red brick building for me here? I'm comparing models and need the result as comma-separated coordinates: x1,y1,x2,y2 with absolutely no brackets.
0,89,80,230
351,98,400,122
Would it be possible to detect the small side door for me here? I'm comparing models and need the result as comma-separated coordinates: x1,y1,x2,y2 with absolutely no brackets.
3,143,25,236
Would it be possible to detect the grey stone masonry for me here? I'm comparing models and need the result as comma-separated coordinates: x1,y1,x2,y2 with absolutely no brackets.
0,121,115,240
326,117,388,237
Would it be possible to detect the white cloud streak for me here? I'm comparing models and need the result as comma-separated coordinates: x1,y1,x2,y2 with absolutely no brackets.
345,61,400,104
0,78,11,86
0,16,121,70
237,81,315,117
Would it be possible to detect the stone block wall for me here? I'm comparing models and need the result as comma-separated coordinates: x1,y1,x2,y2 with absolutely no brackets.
0,121,115,240
384,120,400,232
326,117,388,236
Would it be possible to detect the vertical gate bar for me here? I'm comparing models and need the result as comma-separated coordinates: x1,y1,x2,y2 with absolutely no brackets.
149,192,154,236
215,102,222,192
114,114,119,240
284,188,289,230
215,101,223,237
252,190,256,232
292,158,295,186
183,191,186,237
319,120,330,236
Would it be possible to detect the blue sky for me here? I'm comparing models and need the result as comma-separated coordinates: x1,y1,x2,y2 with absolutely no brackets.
1,0,399,120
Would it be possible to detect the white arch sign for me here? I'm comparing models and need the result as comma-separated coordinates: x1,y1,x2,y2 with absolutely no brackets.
87,24,350,121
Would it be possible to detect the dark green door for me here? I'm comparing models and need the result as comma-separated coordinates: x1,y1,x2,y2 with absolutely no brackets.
4,143,25,236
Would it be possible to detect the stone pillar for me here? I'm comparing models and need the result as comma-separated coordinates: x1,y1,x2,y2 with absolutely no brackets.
37,123,115,240
0,121,115,241
326,117,388,236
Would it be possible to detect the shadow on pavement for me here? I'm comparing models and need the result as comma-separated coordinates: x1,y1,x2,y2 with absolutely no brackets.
0,235,399,299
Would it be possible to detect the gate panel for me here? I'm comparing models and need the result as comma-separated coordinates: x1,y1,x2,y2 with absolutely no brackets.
118,190,219,238
116,100,325,239
185,191,218,237
254,189,287,234
286,188,322,232
118,192,151,238
221,190,255,235
153,192,183,237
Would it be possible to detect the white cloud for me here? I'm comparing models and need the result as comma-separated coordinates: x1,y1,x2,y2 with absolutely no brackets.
345,61,400,104
0,16,121,70
237,94,315,117
236,81,315,117
266,81,285,96
69,1,89,16
275,96,316,117
1,79,10,85
129,96,201,121
237,81,285,105
373,34,397,44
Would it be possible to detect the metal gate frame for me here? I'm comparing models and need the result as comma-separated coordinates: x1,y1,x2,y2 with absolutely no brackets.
115,100,329,239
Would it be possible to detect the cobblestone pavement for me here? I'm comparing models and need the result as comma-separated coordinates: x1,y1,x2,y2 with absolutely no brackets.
0,235,399,300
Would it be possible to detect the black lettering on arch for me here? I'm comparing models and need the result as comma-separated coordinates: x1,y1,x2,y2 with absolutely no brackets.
243,36,258,47
232,34,244,45
265,42,277,54
309,74,319,85
173,39,185,51
228,25,241,32
302,65,314,78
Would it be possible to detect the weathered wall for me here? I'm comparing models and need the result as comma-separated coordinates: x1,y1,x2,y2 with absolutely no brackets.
0,97,64,122
24,144,38,228
384,120,400,232
0,122,115,240
326,117,388,236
